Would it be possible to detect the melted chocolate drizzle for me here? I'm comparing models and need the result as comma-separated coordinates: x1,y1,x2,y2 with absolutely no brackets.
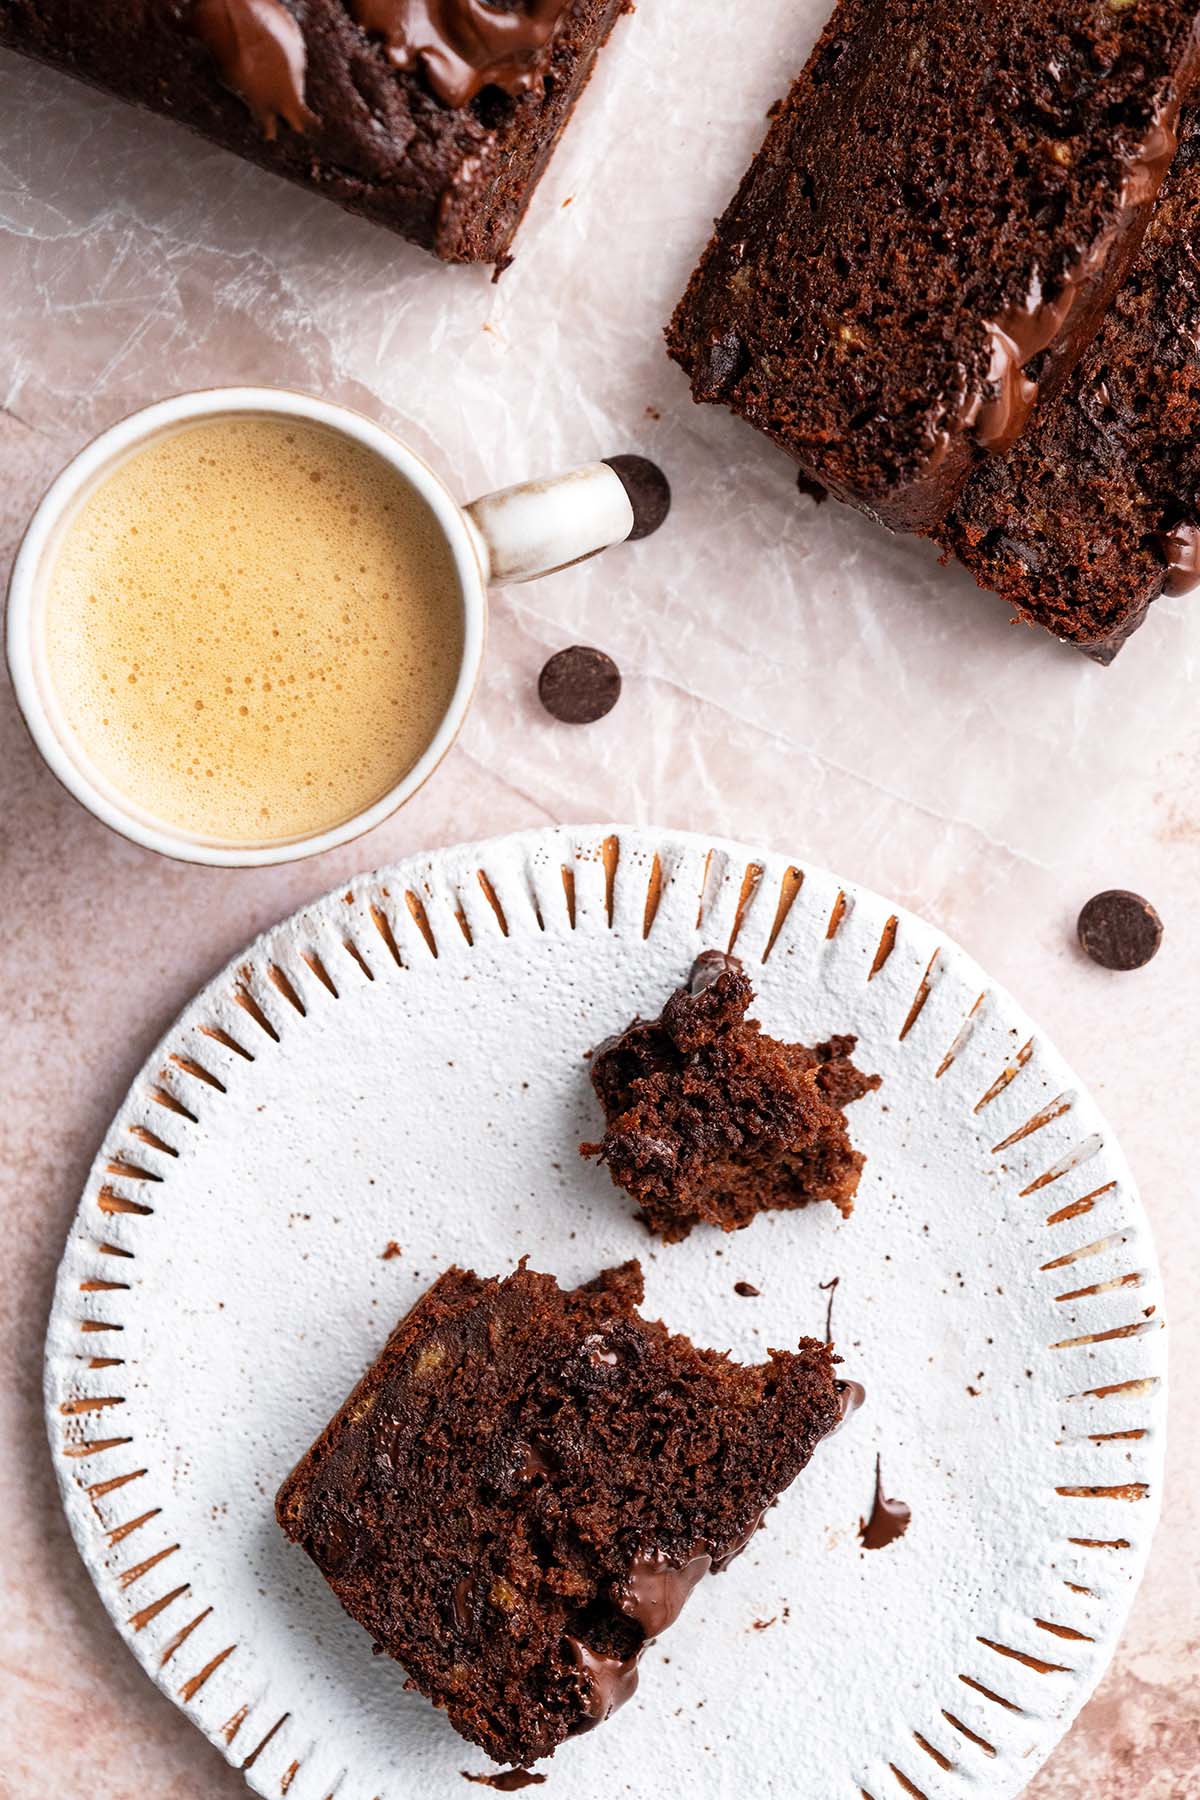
1119,91,1182,210
564,1544,714,1731
687,947,743,992
819,1275,839,1342
463,1771,546,1791
348,0,571,108
615,1547,712,1638
190,0,315,139
858,1454,911,1550
1157,520,1200,596
834,1379,865,1430
972,275,1078,452
564,1635,641,1731
960,95,1187,455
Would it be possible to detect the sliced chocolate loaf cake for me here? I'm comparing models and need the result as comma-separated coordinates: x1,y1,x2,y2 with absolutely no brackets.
277,1260,847,1768
667,1,1200,531
0,0,628,263
938,109,1200,661
583,951,879,1242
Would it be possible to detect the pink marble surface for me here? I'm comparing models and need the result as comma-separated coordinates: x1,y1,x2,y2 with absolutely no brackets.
2,15,1199,1798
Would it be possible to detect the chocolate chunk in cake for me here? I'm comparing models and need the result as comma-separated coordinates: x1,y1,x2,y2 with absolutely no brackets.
276,1260,847,1767
937,108,1200,660
0,0,629,264
667,1,1200,530
583,952,879,1242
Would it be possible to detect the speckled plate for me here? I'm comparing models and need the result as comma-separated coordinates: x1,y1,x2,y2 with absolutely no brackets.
45,825,1167,1800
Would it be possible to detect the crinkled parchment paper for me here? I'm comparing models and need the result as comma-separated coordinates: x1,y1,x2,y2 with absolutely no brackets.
0,5,1195,872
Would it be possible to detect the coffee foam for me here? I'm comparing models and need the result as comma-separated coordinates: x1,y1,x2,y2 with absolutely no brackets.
44,417,464,843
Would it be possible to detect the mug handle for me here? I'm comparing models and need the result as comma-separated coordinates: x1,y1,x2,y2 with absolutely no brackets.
463,461,644,585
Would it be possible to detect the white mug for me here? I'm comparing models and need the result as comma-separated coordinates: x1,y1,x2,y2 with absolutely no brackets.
5,386,645,867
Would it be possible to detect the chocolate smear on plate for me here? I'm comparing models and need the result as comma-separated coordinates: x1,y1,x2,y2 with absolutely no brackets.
463,1771,546,1791
819,1275,839,1342
859,1454,911,1550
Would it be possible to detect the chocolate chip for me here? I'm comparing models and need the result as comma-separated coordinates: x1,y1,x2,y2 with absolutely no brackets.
796,471,828,505
689,949,743,993
537,646,621,724
694,329,747,400
733,1281,760,1298
603,455,671,540
1077,890,1163,970
316,1510,360,1574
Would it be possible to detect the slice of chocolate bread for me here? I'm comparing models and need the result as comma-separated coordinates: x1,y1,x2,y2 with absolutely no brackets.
277,1261,847,1768
667,1,1200,531
937,109,1200,661
0,0,627,264
583,952,879,1242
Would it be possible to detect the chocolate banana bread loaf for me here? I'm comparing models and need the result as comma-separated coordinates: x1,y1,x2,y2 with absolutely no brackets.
583,951,879,1242
0,0,627,264
667,0,1200,531
276,1260,849,1768
937,109,1200,662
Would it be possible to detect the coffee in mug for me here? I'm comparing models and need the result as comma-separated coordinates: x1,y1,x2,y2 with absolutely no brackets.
8,387,663,866
42,415,464,844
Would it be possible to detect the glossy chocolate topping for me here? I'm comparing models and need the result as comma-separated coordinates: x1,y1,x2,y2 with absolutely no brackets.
564,1636,641,1730
349,0,571,108
1120,92,1182,209
835,1379,866,1429
615,1548,712,1639
971,275,1079,452
190,0,315,139
687,948,742,993
858,1454,911,1551
964,94,1189,455
1157,520,1200,595
565,1545,713,1731
463,1771,546,1791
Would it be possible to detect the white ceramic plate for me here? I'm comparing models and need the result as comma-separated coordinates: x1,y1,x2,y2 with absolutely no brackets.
45,825,1167,1800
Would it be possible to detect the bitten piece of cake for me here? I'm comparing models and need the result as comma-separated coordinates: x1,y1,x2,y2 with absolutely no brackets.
276,1260,847,1767
583,952,879,1241
667,0,1200,530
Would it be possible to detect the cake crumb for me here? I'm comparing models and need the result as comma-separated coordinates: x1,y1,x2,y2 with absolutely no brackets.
583,952,877,1239
381,1241,402,1260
